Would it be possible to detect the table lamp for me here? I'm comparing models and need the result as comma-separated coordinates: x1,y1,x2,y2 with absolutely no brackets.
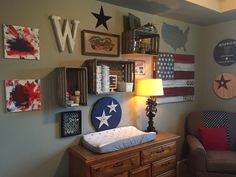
135,78,164,133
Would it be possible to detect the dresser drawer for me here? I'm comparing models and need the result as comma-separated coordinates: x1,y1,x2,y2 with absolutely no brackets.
152,155,176,176
129,164,151,177
141,142,176,164
113,172,129,177
155,169,176,177
91,153,140,177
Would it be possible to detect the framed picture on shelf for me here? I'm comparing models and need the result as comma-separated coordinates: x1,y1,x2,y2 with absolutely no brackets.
61,110,82,137
134,60,146,75
81,30,120,57
109,75,117,92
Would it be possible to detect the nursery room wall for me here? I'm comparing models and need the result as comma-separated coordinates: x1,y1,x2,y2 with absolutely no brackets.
197,20,236,111
0,0,200,177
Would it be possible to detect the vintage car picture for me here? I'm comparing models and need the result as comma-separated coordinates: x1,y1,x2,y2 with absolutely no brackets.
81,30,120,57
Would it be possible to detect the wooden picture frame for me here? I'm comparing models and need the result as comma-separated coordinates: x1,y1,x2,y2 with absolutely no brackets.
134,60,146,75
81,30,120,57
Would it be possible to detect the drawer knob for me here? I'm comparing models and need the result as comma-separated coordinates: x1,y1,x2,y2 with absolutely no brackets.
155,149,164,154
161,162,170,166
113,161,124,168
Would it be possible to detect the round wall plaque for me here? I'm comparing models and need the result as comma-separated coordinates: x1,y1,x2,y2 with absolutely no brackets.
213,39,236,66
91,97,122,131
213,73,236,99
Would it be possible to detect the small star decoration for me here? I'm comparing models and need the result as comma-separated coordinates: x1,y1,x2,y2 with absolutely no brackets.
107,101,118,113
215,74,231,89
96,109,111,128
91,6,111,30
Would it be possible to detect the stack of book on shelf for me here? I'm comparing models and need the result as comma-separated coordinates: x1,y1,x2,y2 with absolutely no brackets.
96,65,110,94
96,65,102,93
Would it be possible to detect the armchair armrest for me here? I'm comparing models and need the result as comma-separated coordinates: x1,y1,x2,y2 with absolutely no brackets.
187,135,207,173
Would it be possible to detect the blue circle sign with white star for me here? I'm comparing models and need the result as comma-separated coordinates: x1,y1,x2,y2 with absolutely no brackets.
91,97,122,131
214,39,236,66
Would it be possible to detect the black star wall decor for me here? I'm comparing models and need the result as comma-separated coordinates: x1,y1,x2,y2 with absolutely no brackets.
215,74,231,89
91,6,112,30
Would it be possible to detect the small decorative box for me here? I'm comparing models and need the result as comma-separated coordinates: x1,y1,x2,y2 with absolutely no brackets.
117,82,133,92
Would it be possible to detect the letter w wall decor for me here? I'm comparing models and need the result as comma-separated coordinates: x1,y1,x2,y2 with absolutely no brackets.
50,16,80,53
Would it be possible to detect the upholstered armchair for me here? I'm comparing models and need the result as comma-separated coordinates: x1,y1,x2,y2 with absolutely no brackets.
186,111,236,177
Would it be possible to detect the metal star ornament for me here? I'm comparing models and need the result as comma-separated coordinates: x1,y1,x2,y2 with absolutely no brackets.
91,6,111,30
215,74,231,89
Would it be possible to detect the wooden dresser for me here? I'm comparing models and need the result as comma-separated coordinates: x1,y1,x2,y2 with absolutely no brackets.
68,132,180,177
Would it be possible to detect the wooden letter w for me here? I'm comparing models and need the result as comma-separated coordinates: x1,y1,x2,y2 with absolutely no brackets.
50,16,80,53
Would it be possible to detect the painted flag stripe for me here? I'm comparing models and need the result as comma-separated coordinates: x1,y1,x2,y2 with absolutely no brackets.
156,53,195,104
163,79,195,87
157,95,194,104
163,87,194,96
174,71,194,79
174,63,194,71
174,54,195,64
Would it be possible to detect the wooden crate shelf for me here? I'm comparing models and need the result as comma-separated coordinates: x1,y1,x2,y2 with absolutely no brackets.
57,67,88,107
122,29,159,55
82,59,135,94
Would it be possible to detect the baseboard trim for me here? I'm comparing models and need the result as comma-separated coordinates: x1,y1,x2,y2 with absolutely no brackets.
177,158,188,177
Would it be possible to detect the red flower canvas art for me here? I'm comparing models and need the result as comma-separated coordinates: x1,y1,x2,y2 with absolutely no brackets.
3,24,40,60
5,79,41,112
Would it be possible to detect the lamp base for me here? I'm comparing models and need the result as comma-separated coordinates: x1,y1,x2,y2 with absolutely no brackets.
145,96,158,134
145,118,158,133
145,113,158,134
146,127,157,133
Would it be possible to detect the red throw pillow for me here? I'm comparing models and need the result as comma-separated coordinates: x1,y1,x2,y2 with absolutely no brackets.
199,127,229,150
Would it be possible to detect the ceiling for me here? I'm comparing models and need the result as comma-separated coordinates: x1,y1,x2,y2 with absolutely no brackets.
97,0,236,26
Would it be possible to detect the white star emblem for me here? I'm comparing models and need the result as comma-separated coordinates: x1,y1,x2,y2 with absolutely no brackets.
96,109,111,128
107,101,118,113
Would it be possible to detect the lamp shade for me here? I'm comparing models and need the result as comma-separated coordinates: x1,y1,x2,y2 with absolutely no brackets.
135,78,164,96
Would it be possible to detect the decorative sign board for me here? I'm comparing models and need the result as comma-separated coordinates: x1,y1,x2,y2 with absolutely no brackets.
214,39,236,66
91,97,122,131
213,73,236,99
61,110,81,137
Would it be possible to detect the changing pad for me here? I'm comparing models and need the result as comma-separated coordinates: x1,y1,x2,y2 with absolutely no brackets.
81,126,156,153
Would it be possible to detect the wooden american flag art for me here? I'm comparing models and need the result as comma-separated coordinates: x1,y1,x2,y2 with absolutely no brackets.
154,52,195,104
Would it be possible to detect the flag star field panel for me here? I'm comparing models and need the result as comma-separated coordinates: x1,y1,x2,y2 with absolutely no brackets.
157,53,175,80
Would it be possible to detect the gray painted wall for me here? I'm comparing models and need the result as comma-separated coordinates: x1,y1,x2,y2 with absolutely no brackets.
0,0,202,177
197,20,236,111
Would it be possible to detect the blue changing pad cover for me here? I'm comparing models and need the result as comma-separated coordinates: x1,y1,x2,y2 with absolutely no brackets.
81,126,156,153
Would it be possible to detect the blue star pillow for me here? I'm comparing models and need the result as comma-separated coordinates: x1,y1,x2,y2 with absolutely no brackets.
91,97,122,131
